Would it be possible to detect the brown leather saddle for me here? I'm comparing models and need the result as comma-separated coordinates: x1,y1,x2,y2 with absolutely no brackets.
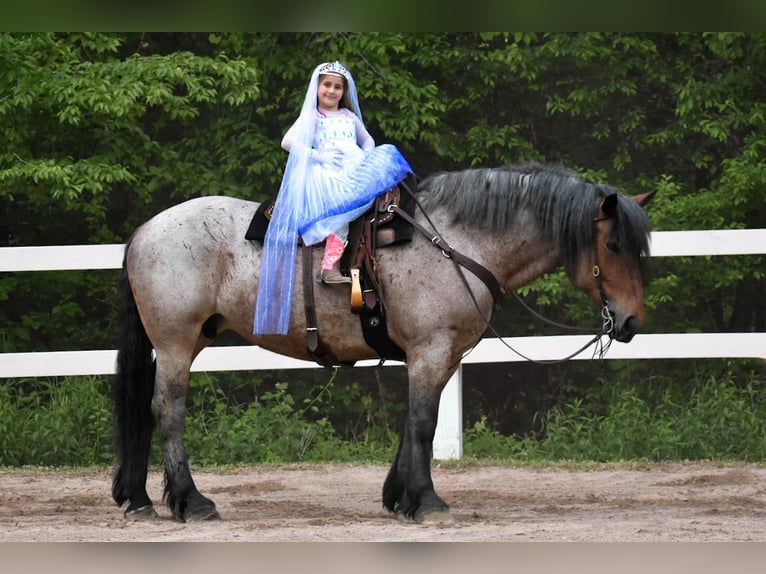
245,173,418,366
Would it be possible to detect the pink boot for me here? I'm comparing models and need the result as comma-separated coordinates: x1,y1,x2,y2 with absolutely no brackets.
321,234,351,284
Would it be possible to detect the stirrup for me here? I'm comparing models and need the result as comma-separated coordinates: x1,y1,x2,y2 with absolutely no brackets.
321,269,352,285
350,268,363,309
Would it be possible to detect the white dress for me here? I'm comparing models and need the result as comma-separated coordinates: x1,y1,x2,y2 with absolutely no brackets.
281,108,377,244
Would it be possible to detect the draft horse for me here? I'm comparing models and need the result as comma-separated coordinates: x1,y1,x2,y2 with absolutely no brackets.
112,161,654,523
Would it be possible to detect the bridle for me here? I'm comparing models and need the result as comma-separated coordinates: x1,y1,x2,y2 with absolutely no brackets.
509,214,615,342
391,185,617,364
591,213,616,338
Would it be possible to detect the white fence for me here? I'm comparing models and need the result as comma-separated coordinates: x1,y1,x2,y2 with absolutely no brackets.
2,229,765,459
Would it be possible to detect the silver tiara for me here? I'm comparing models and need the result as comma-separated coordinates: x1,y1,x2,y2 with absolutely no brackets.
318,61,349,80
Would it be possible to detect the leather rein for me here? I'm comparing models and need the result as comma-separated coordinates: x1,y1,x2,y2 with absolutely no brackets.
391,185,616,364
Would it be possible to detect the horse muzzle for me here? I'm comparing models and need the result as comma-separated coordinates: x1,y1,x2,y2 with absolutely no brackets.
605,303,641,343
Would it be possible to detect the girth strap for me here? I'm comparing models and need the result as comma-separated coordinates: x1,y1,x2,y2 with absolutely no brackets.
390,205,505,309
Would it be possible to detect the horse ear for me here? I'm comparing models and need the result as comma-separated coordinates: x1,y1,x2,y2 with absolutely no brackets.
599,192,618,218
632,190,657,208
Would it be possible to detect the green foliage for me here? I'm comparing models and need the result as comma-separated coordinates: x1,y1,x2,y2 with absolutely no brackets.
463,417,530,459
3,366,766,468
0,33,262,233
464,370,766,463
184,379,335,464
182,371,397,464
0,377,113,466
0,372,398,468
1,270,118,352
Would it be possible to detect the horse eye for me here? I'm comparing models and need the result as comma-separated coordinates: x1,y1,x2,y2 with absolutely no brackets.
606,239,620,254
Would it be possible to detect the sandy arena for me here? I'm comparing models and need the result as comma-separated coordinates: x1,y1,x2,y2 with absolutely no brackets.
2,461,766,542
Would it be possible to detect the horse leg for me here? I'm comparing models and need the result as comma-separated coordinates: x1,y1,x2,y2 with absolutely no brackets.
382,361,453,523
153,351,219,522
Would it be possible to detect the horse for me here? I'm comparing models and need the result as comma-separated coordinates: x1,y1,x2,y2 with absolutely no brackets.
112,160,654,523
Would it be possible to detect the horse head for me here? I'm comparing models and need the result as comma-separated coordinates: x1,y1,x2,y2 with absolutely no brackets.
572,190,655,343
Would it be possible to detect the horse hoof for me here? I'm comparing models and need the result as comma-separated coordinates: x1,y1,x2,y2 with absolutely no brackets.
416,509,454,525
186,507,221,522
394,511,414,523
124,505,159,521
395,508,454,525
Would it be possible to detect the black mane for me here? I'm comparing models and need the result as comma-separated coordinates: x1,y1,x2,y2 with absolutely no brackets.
418,161,652,268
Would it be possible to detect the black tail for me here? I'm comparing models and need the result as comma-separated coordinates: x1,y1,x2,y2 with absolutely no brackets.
112,241,156,507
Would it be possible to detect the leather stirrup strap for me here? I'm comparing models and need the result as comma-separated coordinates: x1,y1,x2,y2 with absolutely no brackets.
302,243,321,354
302,243,342,366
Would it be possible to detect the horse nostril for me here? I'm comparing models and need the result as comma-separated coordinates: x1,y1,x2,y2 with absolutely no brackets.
616,315,637,343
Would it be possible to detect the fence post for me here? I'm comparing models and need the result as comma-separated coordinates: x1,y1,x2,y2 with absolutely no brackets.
433,364,463,460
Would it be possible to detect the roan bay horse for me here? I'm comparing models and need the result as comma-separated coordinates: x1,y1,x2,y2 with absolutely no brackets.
112,161,654,523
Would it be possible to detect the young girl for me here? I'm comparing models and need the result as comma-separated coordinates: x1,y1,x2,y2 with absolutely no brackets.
254,61,412,336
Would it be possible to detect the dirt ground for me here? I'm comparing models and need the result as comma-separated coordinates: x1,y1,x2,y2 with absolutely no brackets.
2,461,766,542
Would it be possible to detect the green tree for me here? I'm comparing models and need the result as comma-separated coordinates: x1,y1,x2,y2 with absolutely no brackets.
0,32,260,350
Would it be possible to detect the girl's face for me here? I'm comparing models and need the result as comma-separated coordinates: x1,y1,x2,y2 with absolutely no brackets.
317,74,345,112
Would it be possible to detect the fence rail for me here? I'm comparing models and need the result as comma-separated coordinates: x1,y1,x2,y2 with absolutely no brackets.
3,229,766,274
1,230,764,459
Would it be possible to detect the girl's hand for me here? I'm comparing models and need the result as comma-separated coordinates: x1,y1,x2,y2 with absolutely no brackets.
311,148,344,170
